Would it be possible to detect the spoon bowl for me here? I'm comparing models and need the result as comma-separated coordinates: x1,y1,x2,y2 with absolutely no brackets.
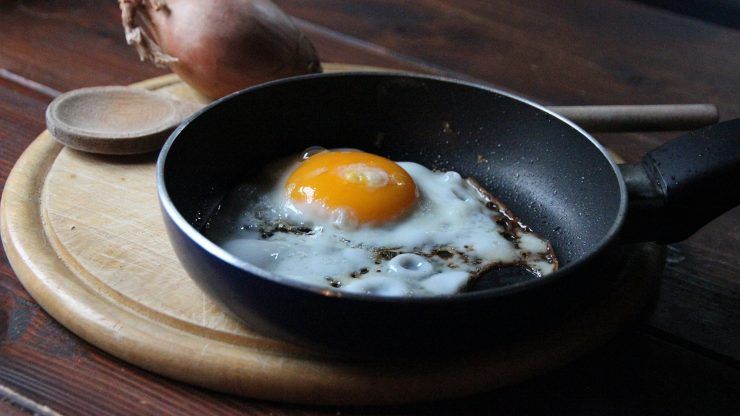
46,86,201,154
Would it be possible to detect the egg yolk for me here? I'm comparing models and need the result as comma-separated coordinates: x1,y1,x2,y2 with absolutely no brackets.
285,150,418,225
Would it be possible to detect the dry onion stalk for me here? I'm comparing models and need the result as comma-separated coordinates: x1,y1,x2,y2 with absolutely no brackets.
120,0,322,98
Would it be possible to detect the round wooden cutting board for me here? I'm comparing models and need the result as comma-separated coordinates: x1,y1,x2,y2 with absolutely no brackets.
0,64,666,405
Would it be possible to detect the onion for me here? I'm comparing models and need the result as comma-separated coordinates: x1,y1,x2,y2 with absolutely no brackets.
120,0,322,98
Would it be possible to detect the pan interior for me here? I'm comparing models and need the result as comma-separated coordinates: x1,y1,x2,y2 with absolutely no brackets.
163,74,623,289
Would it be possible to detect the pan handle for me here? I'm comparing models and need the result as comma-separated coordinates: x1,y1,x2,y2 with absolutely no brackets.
619,118,740,243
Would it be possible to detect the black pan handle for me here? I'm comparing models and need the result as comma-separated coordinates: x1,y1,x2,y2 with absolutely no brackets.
619,118,740,243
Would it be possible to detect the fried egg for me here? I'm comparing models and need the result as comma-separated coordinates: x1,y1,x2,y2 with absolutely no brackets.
205,148,558,297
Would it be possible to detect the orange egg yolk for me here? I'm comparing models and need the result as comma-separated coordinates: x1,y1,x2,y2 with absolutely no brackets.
285,150,418,225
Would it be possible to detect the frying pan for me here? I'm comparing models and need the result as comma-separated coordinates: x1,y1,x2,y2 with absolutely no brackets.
157,73,740,355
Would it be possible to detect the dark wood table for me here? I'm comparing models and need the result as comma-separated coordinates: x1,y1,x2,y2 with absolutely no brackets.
1,1,738,414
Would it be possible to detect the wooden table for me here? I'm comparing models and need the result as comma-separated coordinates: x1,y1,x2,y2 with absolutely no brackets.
1,1,738,414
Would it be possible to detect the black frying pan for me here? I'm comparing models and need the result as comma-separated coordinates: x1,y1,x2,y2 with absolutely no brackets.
157,73,740,355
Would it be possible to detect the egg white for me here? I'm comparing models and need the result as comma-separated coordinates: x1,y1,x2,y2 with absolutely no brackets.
206,155,557,297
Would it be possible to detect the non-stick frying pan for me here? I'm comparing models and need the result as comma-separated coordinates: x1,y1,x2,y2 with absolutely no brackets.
158,73,739,355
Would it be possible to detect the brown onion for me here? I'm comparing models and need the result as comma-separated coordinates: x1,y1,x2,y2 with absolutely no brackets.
120,0,322,98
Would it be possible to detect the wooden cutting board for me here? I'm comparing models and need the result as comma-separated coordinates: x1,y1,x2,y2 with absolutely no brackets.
0,64,666,405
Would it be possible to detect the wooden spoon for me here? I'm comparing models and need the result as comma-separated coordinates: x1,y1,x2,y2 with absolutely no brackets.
46,85,719,155
46,86,203,155
549,104,718,132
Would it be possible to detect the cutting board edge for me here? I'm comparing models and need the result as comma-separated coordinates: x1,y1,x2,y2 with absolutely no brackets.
0,68,666,406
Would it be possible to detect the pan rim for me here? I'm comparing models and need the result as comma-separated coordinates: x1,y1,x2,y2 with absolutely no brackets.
157,71,628,304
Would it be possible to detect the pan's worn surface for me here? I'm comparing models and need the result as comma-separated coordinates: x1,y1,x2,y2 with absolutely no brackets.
159,73,740,355
0,72,665,405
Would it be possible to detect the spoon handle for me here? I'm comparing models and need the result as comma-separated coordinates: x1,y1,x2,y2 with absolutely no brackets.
548,104,718,132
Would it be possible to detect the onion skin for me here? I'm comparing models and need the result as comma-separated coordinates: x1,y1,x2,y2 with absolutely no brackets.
121,0,322,98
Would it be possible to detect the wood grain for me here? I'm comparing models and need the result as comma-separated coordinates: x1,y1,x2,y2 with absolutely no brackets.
275,0,740,363
1,72,667,405
0,0,434,95
0,0,738,414
276,0,740,117
0,384,62,416
45,86,204,154
0,1,165,92
548,104,719,132
0,80,50,193
398,329,740,415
